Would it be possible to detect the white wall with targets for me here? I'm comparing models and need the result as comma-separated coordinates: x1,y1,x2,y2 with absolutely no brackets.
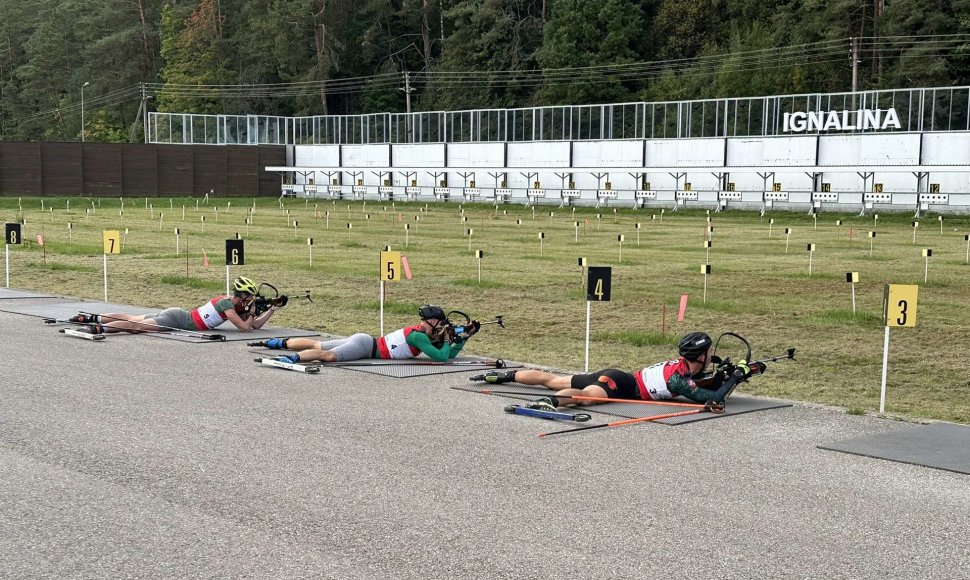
277,132,970,212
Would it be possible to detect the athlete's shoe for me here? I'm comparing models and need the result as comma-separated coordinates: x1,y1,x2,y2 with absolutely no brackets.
69,314,97,324
527,397,558,412
274,354,301,364
469,370,517,383
76,324,104,335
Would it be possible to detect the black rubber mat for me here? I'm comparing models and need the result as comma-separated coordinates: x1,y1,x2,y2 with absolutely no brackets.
0,300,319,343
0,288,60,299
451,383,791,425
819,423,970,475
251,350,515,378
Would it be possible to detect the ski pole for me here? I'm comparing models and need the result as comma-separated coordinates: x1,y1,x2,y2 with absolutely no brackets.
538,408,704,438
480,390,703,408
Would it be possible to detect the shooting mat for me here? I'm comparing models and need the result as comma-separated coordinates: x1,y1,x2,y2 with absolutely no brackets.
451,383,791,425
251,351,516,378
0,288,60,299
0,300,319,343
818,423,970,475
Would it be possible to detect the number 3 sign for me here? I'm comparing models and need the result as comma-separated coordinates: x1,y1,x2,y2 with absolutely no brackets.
883,285,918,327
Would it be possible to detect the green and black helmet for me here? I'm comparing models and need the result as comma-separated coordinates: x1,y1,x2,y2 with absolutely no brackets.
678,332,712,361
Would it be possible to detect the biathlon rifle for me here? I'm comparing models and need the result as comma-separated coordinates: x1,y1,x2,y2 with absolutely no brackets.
698,333,796,411
252,282,312,316
442,311,505,343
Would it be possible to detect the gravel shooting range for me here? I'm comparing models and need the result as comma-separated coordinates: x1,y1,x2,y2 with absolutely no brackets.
2,2,970,578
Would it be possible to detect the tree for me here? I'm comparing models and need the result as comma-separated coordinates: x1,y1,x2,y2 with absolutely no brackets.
424,0,544,110
157,0,234,114
537,0,652,105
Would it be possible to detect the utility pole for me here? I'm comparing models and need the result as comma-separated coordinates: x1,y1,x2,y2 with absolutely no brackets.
129,82,151,143
850,37,860,93
400,71,414,142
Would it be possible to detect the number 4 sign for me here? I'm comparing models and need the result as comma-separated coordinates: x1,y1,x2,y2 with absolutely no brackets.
583,266,612,372
879,284,919,413
586,266,612,302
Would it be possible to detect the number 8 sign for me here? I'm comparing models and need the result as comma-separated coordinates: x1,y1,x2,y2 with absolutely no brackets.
5,223,21,245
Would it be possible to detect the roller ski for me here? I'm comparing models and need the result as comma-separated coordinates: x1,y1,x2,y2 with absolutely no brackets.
254,357,320,373
504,398,591,422
59,327,106,341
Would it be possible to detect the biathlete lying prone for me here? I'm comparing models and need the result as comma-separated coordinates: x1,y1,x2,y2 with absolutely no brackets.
472,332,759,411
251,304,481,363
68,276,283,334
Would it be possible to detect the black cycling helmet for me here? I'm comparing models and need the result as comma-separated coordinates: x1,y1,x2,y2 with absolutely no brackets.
678,332,712,361
418,304,446,322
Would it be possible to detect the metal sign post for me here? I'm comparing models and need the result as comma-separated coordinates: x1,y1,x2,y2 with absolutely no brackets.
584,266,612,372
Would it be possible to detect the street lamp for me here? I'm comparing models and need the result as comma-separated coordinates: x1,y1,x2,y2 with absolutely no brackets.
81,81,90,142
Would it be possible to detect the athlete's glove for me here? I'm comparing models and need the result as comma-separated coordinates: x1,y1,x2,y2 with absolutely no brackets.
737,360,752,378
466,320,481,336
274,295,288,308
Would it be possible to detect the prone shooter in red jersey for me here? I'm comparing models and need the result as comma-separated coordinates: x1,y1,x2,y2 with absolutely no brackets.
471,332,775,412
68,276,283,335
251,304,481,364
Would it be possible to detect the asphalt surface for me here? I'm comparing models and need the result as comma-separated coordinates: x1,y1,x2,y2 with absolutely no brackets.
1,305,968,579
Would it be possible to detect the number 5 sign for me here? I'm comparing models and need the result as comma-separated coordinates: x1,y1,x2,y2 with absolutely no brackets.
380,250,401,282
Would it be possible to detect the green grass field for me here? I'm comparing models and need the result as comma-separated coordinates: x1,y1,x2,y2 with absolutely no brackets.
3,195,968,424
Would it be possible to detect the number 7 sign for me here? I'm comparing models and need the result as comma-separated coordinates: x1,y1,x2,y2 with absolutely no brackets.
102,230,121,254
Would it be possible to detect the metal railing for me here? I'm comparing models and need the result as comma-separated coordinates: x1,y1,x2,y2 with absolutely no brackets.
148,86,970,145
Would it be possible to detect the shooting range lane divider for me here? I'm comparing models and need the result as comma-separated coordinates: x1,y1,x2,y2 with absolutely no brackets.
379,248,402,336
584,266,612,372
225,238,245,295
880,284,919,414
